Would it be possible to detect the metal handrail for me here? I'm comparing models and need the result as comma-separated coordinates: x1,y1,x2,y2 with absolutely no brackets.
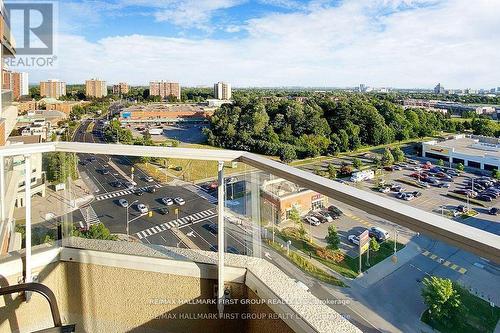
0,282,65,328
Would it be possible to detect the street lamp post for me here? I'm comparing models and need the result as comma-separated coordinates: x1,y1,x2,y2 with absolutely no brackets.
126,200,139,237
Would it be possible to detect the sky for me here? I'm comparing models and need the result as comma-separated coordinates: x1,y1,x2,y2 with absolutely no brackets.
9,0,500,88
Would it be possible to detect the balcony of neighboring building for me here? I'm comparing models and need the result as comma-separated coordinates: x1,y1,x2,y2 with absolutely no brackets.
0,142,498,333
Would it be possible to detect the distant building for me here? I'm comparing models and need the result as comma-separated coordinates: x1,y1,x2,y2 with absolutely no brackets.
18,98,89,116
422,134,500,171
359,84,367,92
206,99,234,108
434,83,445,94
113,82,129,95
40,79,66,99
149,81,181,101
214,82,231,100
2,70,28,100
85,79,108,98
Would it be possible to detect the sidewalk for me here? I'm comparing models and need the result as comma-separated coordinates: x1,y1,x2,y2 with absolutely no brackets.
352,241,421,288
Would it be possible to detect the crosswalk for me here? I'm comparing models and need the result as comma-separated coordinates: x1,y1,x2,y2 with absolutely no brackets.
184,184,218,204
95,184,162,201
78,205,101,228
135,209,216,240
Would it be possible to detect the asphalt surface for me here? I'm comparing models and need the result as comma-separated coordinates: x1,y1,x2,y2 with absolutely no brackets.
72,118,251,255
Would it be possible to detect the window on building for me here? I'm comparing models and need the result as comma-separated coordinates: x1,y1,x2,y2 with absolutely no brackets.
484,164,497,171
452,158,465,165
467,160,481,169
425,152,448,161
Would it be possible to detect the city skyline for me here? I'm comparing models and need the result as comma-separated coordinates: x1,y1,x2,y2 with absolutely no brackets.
11,0,500,89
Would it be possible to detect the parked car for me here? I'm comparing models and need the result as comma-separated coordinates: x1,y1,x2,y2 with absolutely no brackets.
438,182,450,188
157,207,169,215
315,210,333,222
393,166,403,171
174,197,185,205
411,191,422,197
456,205,468,213
137,203,148,214
303,216,320,226
147,186,156,193
379,187,390,193
311,212,328,223
118,199,128,207
144,176,154,182
347,234,360,245
327,205,343,216
477,195,493,202
162,197,174,206
489,207,499,215
369,226,389,241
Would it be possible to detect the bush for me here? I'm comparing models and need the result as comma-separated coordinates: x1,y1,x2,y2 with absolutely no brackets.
316,247,345,263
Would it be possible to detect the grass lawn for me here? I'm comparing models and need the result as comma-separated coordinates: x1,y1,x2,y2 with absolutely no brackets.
267,240,346,287
271,227,405,279
421,284,500,333
167,159,250,182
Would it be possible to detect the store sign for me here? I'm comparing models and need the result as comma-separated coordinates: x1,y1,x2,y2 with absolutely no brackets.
359,230,370,254
311,194,322,201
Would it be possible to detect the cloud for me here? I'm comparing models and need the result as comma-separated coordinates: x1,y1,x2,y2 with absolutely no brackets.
25,0,500,88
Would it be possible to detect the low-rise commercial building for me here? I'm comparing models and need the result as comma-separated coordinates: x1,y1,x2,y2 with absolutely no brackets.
18,98,89,116
119,103,214,125
260,178,326,225
422,134,500,171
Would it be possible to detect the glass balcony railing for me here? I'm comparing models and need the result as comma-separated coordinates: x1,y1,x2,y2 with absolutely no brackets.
0,141,499,333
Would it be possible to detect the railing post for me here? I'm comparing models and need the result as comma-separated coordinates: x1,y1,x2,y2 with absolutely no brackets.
24,154,32,300
217,161,225,315
0,156,5,223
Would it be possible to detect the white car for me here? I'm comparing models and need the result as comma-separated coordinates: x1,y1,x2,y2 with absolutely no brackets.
137,203,148,214
303,216,320,226
144,176,154,182
118,199,128,208
379,187,390,193
162,197,174,205
348,234,360,245
404,194,415,201
174,197,185,205
393,166,402,171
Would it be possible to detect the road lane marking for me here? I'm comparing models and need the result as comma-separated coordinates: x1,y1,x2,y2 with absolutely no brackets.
421,250,467,274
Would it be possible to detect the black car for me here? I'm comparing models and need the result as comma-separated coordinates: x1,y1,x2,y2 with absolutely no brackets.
205,223,218,234
477,195,493,202
135,189,144,196
100,169,110,175
489,207,498,215
157,207,169,215
147,186,156,193
111,181,122,188
327,205,343,216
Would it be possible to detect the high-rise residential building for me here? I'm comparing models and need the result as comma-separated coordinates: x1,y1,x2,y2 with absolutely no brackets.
2,71,28,100
359,84,367,93
149,81,181,101
85,79,108,98
434,83,445,94
214,81,232,100
40,79,67,99
113,82,129,95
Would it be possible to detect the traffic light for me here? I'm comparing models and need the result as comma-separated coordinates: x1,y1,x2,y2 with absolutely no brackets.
148,211,153,218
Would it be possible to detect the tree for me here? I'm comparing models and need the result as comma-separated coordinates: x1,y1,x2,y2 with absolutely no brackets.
456,162,464,171
392,146,405,163
492,169,500,180
381,148,394,166
421,276,461,322
288,207,301,224
436,159,444,167
325,225,340,249
72,223,118,240
327,163,337,179
369,237,380,252
352,158,363,170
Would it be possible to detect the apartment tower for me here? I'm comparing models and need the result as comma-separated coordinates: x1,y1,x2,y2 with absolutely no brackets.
113,82,129,95
40,80,66,99
3,71,29,100
86,79,108,98
149,81,181,101
214,81,231,100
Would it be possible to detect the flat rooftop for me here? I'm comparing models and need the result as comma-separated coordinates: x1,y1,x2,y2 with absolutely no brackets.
426,136,500,158
123,103,215,113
